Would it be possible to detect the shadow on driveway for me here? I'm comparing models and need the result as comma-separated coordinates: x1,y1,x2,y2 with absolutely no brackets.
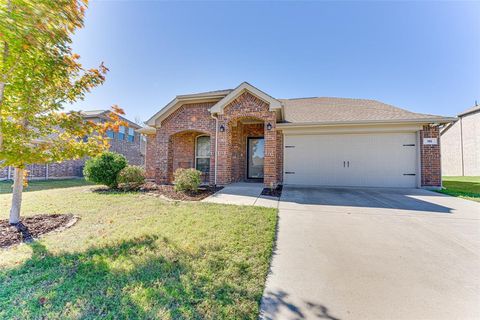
261,290,341,320
280,186,453,213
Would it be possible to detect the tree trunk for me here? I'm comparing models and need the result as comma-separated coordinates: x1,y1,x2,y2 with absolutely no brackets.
9,168,24,225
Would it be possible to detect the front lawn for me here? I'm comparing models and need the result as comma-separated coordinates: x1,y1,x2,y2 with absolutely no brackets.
439,176,480,202
0,178,93,194
0,180,277,319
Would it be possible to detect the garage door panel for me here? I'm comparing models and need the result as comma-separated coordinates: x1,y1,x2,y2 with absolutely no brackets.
284,133,417,188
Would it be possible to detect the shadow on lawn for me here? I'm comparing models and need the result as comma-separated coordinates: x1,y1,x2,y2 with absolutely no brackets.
0,236,258,319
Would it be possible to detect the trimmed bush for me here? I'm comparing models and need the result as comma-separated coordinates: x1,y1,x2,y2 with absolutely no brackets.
118,165,146,191
83,152,128,188
173,168,202,193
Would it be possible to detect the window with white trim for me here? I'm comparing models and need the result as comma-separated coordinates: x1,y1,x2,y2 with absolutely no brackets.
195,136,210,174
128,127,134,142
118,126,125,140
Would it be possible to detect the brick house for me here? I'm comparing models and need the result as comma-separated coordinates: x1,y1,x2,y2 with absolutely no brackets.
441,105,480,176
140,82,455,189
0,110,145,180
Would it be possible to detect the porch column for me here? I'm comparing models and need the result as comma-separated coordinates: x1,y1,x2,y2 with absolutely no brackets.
145,133,157,180
216,119,231,185
264,120,278,187
155,132,171,184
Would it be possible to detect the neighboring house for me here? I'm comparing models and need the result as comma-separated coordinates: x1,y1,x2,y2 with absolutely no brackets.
0,110,145,180
441,105,480,176
139,82,455,189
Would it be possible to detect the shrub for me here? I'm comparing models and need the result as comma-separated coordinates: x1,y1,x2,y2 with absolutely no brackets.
118,165,146,191
173,168,202,193
83,152,128,188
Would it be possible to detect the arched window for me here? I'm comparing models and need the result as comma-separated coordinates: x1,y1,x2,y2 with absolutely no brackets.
195,136,210,174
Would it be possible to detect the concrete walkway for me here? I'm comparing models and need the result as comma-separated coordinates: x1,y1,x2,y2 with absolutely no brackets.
202,182,278,208
261,186,480,320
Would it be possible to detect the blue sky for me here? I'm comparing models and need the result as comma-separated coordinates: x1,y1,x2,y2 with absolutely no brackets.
70,1,480,123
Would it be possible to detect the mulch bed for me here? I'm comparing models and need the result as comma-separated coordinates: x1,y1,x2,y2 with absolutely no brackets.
261,185,283,198
141,182,223,201
0,214,77,248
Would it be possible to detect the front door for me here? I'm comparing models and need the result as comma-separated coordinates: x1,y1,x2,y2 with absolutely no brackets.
247,137,264,179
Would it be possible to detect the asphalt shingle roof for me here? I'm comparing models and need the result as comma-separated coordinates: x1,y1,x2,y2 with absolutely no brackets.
279,97,446,123
458,105,480,117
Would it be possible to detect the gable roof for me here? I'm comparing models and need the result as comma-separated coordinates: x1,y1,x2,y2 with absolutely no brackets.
209,82,282,114
81,110,108,117
458,105,480,117
81,110,141,129
146,89,232,126
279,97,454,125
144,83,455,129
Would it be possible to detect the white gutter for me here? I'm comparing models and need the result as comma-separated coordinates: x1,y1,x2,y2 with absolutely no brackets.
276,117,457,128
137,126,156,134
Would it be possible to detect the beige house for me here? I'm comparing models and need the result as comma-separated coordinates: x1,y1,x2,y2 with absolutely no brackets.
441,105,480,176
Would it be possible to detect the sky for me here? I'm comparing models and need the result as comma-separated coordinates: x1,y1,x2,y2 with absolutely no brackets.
70,1,480,123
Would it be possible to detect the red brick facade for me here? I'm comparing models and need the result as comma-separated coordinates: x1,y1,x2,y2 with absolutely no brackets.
145,102,216,184
0,125,144,181
420,125,442,188
146,92,281,187
145,92,442,189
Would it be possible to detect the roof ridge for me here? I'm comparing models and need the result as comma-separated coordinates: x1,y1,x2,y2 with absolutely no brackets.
177,88,233,97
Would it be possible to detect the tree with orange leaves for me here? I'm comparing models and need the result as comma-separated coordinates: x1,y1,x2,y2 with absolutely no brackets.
0,0,125,224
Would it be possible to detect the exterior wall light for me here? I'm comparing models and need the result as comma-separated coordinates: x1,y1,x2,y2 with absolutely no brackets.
266,122,273,131
219,124,225,132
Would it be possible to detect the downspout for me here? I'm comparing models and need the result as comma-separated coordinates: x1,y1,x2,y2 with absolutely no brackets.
211,113,219,186
460,116,464,176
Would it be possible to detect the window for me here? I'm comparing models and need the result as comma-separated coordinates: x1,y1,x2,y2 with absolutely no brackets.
195,136,210,174
106,130,114,139
118,126,125,140
128,127,134,142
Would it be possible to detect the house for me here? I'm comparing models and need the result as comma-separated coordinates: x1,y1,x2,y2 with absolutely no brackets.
0,110,145,180
139,82,455,189
441,105,480,176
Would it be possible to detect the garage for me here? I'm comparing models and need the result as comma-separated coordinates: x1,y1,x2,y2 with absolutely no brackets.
283,132,418,188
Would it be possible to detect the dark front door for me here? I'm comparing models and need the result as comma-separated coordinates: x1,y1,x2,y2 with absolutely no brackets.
247,137,264,179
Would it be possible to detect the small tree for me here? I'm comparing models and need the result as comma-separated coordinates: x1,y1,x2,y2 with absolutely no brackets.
0,1,125,224
83,152,128,188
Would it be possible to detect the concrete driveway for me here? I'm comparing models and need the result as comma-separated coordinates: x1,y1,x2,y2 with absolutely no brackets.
260,186,480,320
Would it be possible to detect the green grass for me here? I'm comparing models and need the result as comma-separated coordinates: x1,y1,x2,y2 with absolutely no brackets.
0,180,277,319
438,176,480,202
0,178,93,194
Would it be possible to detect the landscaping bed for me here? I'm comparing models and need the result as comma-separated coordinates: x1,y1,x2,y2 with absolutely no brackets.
261,185,283,198
141,182,223,201
0,214,77,248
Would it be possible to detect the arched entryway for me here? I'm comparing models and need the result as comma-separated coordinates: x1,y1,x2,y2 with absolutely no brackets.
227,116,268,183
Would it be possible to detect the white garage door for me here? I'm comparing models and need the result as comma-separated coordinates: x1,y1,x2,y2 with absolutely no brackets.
284,132,418,188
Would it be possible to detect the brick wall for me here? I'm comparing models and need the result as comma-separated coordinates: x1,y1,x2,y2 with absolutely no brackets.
146,102,216,184
216,91,279,186
230,121,264,182
276,130,284,183
1,131,143,181
420,125,441,187
145,92,281,187
108,131,144,166
441,121,463,176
